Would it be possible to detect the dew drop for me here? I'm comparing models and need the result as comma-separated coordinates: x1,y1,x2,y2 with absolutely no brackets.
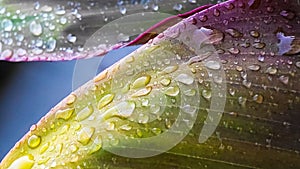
175,74,194,85
56,108,74,120
98,94,115,109
258,55,265,62
250,30,260,38
138,114,150,124
117,33,130,42
67,34,77,43
77,127,95,145
228,47,240,55
45,38,57,52
94,70,108,83
229,88,235,96
253,94,264,104
27,134,41,149
164,86,180,97
173,3,183,11
225,28,243,38
76,105,94,121
242,80,252,88
280,10,296,20
296,61,300,68
265,67,277,75
160,78,171,86
119,6,127,15
119,124,132,131
29,21,43,36
1,49,13,59
89,136,102,154
66,94,77,105
7,155,34,169
247,64,261,71
132,75,151,89
205,60,221,70
279,75,289,85
213,9,220,17
161,65,178,74
238,96,247,107
152,4,159,11
103,101,136,119
188,0,197,4
252,42,266,49
2,19,13,31
202,89,212,99
132,86,152,97
183,89,196,96
39,142,50,154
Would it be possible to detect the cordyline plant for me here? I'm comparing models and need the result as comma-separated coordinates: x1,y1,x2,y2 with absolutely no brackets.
0,0,300,168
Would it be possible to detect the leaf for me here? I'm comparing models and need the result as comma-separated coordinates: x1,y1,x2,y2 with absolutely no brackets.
1,0,300,168
0,0,217,62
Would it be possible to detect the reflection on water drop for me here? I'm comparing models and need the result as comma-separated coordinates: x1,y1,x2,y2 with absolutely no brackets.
27,135,41,149
29,21,43,36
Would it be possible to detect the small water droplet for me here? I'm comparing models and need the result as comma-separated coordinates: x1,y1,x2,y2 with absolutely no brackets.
160,78,171,86
202,89,212,99
188,0,197,4
89,136,102,154
151,128,162,135
238,96,247,107
205,60,221,70
229,88,235,96
183,89,196,96
119,124,132,131
258,55,265,62
173,3,183,11
250,30,260,38
132,75,151,89
117,33,130,42
102,101,136,119
138,114,149,124
279,75,289,85
94,70,108,83
70,144,78,153
242,80,252,88
164,86,180,97
265,67,277,75
55,108,74,120
39,142,50,154
119,6,127,15
77,127,95,145
98,94,115,109
45,38,56,52
66,94,77,105
1,49,13,59
253,94,264,104
67,34,77,43
225,28,243,38
29,21,43,36
213,9,220,17
228,47,240,55
280,10,295,20
199,15,208,22
296,61,300,68
152,4,159,11
27,134,41,149
253,42,266,49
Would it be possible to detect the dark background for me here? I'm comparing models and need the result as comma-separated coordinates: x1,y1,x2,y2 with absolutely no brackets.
0,46,140,161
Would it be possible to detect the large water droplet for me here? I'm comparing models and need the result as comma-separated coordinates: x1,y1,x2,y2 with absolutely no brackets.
160,78,171,86
27,134,41,149
161,65,178,74
250,30,260,38
7,155,34,169
102,101,136,119
29,21,43,36
98,94,115,109
132,86,152,97
67,34,77,43
55,108,75,120
2,19,13,32
76,105,94,121
77,127,95,145
164,86,180,97
132,75,151,89
205,61,221,70
175,74,194,85
280,10,296,20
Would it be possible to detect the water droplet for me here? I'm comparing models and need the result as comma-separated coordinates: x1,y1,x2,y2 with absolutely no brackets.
152,4,159,11
105,122,115,131
66,94,77,105
258,55,265,62
188,0,197,4
29,21,43,36
236,65,243,72
183,89,196,96
225,28,243,38
247,64,261,71
238,96,247,107
161,65,178,74
213,9,220,17
7,155,34,169
119,6,127,15
138,114,149,124
253,94,263,104
102,101,136,119
266,6,274,13
117,33,130,42
76,105,94,121
89,136,102,154
199,15,208,22
266,67,277,75
2,19,13,31
132,75,151,89
39,142,50,154
67,34,77,43
94,70,108,83
132,86,152,97
276,32,300,55
173,3,183,11
41,5,53,12
252,42,266,49
55,108,75,120
150,105,161,114
228,47,240,55
77,127,95,145
160,78,171,86
98,94,115,109
119,124,132,131
70,144,78,153
280,10,295,20
45,38,56,52
250,30,260,38
279,75,289,85
205,60,221,70
242,80,252,88
1,49,13,59
27,134,41,149
164,86,180,97
229,88,235,96
175,74,194,85
202,89,212,99
296,61,300,68
151,128,162,135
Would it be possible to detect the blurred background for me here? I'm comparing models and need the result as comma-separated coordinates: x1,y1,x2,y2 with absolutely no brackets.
0,45,140,161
